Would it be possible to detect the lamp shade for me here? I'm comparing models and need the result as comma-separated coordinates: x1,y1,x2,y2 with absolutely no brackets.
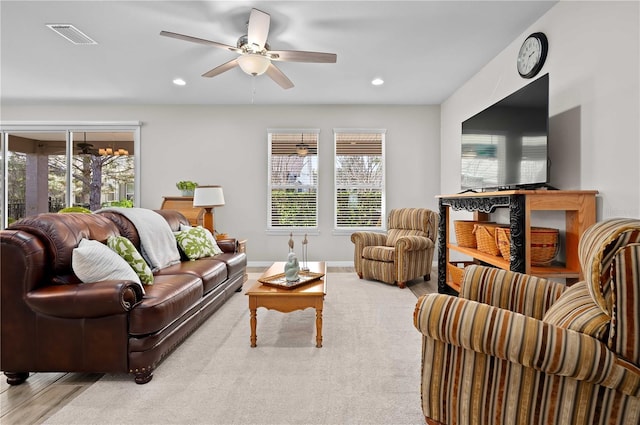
193,185,225,207
237,53,270,76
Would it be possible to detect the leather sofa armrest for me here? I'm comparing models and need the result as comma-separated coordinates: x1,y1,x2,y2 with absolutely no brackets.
25,280,143,319
217,238,237,253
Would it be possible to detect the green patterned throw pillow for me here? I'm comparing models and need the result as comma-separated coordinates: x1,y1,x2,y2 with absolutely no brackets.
174,226,216,260
179,224,223,255
107,236,154,285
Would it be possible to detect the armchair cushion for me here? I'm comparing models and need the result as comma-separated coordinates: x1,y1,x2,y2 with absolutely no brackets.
542,280,610,341
362,245,394,262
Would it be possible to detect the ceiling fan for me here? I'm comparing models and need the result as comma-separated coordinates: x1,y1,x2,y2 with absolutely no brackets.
160,8,337,90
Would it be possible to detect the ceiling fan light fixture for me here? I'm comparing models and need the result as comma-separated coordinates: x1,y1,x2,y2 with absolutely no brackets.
296,143,309,157
238,53,270,76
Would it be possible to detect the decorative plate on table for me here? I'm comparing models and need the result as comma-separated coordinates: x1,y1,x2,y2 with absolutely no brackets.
258,271,325,289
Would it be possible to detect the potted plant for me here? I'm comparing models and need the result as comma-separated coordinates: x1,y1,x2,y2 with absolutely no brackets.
176,181,198,197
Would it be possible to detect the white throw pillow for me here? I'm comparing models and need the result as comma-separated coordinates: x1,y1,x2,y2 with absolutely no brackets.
72,238,145,293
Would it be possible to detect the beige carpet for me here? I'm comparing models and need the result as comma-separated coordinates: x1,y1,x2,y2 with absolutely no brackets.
45,273,430,425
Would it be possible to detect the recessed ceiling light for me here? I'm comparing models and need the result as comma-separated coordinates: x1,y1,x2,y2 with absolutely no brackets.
173,78,186,86
371,78,384,86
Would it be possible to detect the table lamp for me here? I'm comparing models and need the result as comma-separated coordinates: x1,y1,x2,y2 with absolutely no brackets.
192,185,225,234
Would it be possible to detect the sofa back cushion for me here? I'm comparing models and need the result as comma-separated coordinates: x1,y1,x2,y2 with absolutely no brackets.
97,210,141,249
154,209,190,231
9,213,120,277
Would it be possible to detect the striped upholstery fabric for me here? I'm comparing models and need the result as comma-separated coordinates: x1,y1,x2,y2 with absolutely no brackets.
579,219,640,364
351,231,386,277
543,281,610,341
351,208,437,287
611,244,640,364
413,218,640,425
461,265,565,319
386,208,436,245
579,219,640,314
362,245,395,262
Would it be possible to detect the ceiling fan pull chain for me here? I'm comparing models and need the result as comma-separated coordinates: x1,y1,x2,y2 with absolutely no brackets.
251,76,256,104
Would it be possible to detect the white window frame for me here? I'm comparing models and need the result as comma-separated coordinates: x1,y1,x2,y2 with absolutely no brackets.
267,128,320,235
333,128,386,234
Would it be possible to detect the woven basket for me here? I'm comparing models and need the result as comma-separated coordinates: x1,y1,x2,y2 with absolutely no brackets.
447,261,474,285
454,220,481,248
495,227,559,265
473,223,504,256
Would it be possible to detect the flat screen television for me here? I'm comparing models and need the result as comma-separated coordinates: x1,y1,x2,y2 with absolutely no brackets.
461,73,549,191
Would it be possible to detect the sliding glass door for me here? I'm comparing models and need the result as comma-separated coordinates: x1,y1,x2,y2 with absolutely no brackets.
1,122,140,228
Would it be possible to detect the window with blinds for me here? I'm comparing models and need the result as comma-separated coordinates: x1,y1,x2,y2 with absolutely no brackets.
334,130,385,229
268,130,319,229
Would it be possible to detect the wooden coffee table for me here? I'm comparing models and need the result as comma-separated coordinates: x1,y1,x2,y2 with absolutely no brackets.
246,261,327,348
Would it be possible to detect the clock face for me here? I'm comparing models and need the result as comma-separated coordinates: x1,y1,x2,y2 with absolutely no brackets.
517,33,548,78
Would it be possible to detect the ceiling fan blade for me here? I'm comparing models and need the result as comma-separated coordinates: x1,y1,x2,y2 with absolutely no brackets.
202,58,239,78
160,31,239,53
247,8,270,50
269,50,337,63
266,63,294,89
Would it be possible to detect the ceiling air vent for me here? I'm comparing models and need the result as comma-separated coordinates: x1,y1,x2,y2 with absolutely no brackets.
46,24,97,45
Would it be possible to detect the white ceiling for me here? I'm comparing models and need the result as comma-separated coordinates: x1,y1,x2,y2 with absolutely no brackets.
1,0,557,106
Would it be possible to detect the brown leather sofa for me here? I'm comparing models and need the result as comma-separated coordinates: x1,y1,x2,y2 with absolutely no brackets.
0,209,246,384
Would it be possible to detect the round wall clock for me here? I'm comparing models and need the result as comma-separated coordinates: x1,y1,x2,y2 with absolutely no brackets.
517,32,548,78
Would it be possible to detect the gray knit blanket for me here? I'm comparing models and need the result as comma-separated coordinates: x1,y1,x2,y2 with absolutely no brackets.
97,207,181,272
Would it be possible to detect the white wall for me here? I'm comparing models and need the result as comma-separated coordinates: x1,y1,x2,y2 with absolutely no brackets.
2,104,440,265
441,1,640,220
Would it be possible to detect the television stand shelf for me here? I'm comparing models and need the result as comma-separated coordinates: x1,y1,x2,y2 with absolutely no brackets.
437,189,597,294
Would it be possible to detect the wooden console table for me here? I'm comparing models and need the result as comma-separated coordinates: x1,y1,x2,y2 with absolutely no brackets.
160,196,203,226
438,190,597,294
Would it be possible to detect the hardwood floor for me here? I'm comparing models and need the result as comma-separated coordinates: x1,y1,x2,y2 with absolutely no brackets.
1,266,436,424
0,372,101,425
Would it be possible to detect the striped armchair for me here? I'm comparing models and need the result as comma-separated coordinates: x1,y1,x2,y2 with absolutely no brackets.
414,218,640,425
351,208,437,288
